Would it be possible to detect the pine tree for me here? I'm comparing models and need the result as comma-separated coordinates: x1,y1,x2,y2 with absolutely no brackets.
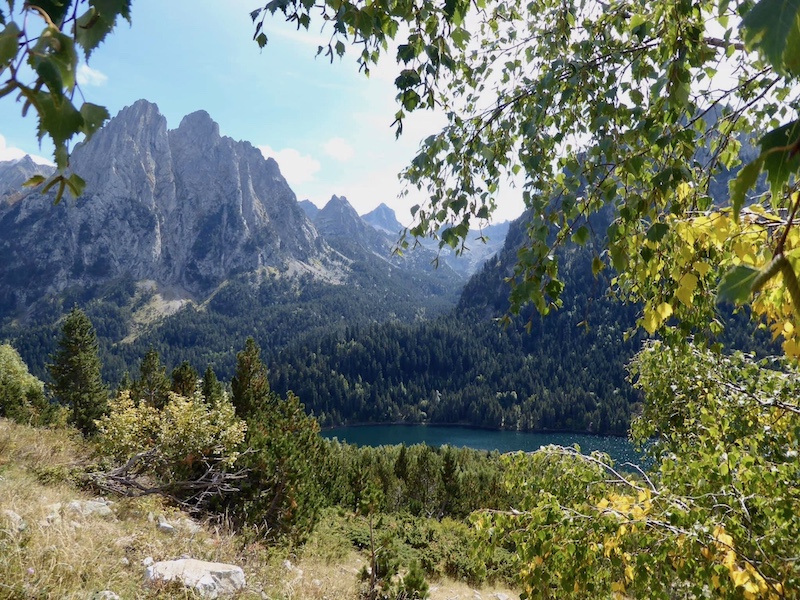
132,348,170,409
171,360,198,397
48,307,108,436
201,365,224,405
231,337,269,419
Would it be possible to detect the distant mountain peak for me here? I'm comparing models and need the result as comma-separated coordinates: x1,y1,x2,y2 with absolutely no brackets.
363,203,403,235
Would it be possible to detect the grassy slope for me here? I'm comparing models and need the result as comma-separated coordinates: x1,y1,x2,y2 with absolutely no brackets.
0,419,517,600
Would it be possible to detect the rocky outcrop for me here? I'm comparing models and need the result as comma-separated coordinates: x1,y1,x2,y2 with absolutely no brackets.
0,156,54,206
0,100,331,315
362,202,403,236
144,558,246,598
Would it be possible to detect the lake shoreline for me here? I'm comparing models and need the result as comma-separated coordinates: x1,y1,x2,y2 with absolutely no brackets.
319,420,630,438
320,424,641,465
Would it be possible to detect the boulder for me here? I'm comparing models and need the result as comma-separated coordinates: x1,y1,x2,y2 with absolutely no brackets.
1,509,26,533
66,499,114,518
144,558,245,598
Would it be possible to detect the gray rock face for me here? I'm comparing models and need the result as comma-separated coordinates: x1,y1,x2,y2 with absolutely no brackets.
0,156,54,206
362,202,403,236
144,558,245,598
361,202,510,278
313,195,461,279
0,100,326,313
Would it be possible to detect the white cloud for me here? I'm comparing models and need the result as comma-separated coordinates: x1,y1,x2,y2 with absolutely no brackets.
0,134,53,165
258,145,321,186
77,64,108,87
322,137,355,162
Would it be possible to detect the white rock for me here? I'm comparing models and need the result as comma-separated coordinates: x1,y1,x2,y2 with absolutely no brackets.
92,591,120,600
178,517,203,534
493,593,510,600
142,557,155,567
145,558,245,598
157,514,176,534
67,500,113,518
1,509,26,533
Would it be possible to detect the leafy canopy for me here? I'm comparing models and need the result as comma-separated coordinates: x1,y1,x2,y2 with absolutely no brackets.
474,341,800,598
0,0,130,201
253,0,800,352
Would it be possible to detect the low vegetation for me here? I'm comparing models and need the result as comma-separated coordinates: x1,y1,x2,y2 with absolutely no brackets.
4,306,800,598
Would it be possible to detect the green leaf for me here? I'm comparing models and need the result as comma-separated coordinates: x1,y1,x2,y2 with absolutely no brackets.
741,0,800,74
28,0,71,25
591,255,605,276
729,156,765,221
717,265,761,305
36,93,83,147
0,21,20,67
646,222,669,243
65,172,86,197
33,56,63,94
30,27,78,92
75,8,115,59
572,225,589,245
79,102,109,138
90,0,132,22
759,119,800,199
23,174,46,187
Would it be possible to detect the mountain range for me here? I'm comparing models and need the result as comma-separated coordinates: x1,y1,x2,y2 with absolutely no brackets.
0,100,507,327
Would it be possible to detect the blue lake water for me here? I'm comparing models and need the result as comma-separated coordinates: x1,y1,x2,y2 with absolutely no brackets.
322,424,641,465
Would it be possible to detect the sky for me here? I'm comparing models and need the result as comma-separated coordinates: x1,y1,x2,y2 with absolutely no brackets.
0,0,524,225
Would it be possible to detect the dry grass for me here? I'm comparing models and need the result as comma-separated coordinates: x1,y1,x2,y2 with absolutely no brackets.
0,419,519,600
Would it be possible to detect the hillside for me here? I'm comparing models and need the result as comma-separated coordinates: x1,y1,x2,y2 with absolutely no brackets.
0,417,519,599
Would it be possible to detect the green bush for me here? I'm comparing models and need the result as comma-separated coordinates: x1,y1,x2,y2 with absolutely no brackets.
95,389,246,485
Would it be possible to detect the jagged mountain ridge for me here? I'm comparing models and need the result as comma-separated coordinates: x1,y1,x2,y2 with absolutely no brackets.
0,100,344,317
303,198,510,280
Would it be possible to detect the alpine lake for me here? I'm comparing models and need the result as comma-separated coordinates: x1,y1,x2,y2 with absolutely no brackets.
322,424,642,466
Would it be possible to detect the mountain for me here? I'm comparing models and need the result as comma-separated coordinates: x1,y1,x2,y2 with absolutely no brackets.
0,100,341,319
0,100,473,381
297,199,319,220
305,199,510,279
0,156,54,206
362,203,403,234
266,211,642,435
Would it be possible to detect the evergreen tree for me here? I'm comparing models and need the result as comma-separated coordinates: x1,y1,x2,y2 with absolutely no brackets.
131,348,170,409
171,360,198,397
231,337,269,419
201,365,224,405
116,371,133,394
47,307,108,436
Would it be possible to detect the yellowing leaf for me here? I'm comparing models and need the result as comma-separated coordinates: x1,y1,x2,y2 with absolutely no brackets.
677,181,692,202
676,273,698,306
657,302,673,320
693,261,712,276
642,302,673,334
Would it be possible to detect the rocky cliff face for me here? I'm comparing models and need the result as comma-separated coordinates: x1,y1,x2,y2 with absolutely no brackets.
0,100,333,314
0,156,54,206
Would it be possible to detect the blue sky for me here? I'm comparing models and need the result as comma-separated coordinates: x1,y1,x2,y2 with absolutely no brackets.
0,0,523,224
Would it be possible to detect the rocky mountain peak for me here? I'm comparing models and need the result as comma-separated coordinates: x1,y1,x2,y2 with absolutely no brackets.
362,203,403,235
0,100,337,316
314,195,366,239
175,110,221,143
